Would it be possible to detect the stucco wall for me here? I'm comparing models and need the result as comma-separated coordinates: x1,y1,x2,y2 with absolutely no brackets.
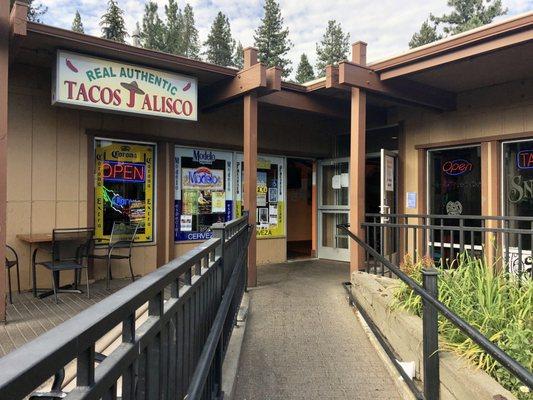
7,63,336,290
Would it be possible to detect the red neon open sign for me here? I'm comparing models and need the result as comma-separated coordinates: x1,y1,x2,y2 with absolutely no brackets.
442,159,472,176
103,161,145,182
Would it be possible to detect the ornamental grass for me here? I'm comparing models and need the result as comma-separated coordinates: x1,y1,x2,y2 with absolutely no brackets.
392,252,533,399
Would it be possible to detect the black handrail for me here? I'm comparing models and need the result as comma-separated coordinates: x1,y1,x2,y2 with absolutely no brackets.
186,224,252,399
338,224,533,391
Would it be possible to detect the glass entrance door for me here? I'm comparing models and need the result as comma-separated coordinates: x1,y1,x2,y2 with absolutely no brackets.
318,158,350,261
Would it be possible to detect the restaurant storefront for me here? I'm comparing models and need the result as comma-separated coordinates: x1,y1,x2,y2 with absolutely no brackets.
1,2,532,318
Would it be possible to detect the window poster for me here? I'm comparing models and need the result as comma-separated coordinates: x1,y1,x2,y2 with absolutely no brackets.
95,139,155,242
235,154,286,238
175,147,233,241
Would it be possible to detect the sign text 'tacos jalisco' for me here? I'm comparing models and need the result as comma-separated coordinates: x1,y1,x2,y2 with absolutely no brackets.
53,50,197,121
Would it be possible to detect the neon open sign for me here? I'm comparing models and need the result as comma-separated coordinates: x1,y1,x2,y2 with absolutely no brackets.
442,159,472,176
103,161,145,183
517,150,533,169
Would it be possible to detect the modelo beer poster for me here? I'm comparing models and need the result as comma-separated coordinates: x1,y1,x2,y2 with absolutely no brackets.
235,154,285,238
175,147,233,241
53,50,197,121
95,140,155,242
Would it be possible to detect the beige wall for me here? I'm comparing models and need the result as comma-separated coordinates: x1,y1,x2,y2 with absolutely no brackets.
7,63,338,290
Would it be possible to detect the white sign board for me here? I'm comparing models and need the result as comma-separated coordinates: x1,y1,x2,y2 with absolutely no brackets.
385,155,394,192
53,50,197,121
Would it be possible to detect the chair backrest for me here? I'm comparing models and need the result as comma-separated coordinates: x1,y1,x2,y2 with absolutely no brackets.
109,222,139,247
52,228,94,263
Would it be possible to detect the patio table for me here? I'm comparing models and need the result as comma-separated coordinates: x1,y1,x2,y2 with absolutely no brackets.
17,233,83,299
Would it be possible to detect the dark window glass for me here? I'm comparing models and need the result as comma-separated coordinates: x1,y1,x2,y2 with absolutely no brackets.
503,140,533,251
428,146,481,253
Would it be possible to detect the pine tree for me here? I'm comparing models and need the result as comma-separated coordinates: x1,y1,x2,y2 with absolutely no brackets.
10,0,47,22
233,42,244,69
410,0,507,47
100,0,128,43
71,10,84,34
254,0,293,77
164,0,183,55
181,4,201,60
141,1,165,51
204,12,236,67
409,19,441,48
315,20,350,77
432,0,507,35
295,53,315,83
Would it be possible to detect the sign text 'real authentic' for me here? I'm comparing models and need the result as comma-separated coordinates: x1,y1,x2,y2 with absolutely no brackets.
53,51,197,121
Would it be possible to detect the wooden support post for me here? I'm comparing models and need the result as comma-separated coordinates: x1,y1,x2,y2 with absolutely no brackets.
481,141,500,270
243,48,258,287
417,149,428,260
311,161,318,258
349,42,367,273
0,0,9,322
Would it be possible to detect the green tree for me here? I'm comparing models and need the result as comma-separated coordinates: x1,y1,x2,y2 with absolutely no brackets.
254,0,292,77
100,0,128,43
410,0,507,48
71,10,84,34
141,1,165,51
433,0,507,35
409,19,441,48
10,0,47,22
295,53,315,83
233,41,244,69
181,3,201,59
315,20,350,77
164,0,183,55
204,12,236,67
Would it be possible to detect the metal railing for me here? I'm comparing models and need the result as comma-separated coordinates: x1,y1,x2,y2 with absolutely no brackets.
338,223,533,400
363,213,533,279
0,214,251,400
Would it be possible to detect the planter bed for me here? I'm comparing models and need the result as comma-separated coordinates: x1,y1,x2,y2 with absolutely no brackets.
351,271,517,400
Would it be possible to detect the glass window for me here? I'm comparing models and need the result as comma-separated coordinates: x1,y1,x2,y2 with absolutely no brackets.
428,146,481,216
95,139,155,242
427,146,482,252
502,139,533,253
174,147,233,241
236,155,286,238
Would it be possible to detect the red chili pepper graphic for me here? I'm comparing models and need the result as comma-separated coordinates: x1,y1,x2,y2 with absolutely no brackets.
65,59,79,73
183,82,191,91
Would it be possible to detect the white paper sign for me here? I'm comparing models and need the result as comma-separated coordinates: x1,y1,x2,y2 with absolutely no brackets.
180,215,192,231
385,155,394,192
332,175,341,189
406,192,417,209
341,173,349,188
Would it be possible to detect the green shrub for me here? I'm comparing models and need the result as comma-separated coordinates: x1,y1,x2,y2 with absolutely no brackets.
392,253,533,399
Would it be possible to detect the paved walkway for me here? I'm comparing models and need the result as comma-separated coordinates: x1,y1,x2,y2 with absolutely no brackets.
234,260,402,400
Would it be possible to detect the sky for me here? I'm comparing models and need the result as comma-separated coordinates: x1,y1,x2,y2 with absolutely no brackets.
38,0,533,77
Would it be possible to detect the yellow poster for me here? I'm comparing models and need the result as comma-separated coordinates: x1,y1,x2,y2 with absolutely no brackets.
95,141,154,242
236,156,285,238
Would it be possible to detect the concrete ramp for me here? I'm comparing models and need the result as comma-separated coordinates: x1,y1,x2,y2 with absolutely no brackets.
234,260,402,400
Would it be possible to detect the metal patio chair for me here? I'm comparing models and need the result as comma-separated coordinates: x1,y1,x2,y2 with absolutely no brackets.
33,228,94,303
5,245,21,304
88,222,139,289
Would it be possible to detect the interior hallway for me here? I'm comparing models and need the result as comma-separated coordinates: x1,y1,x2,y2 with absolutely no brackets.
233,260,402,400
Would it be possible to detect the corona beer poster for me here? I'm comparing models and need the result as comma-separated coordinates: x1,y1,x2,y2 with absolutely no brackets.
95,141,155,242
